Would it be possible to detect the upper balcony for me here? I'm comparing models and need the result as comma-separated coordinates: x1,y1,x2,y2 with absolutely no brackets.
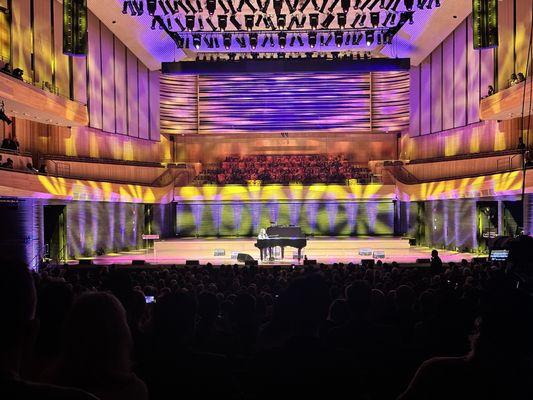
0,70,88,127
480,77,532,121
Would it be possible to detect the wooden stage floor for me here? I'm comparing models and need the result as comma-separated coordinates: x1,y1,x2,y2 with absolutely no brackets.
89,237,475,266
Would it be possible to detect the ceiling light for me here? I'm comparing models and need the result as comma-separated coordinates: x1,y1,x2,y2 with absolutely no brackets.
192,34,201,49
310,13,319,29
206,0,216,15
370,12,380,27
322,13,334,29
245,15,254,31
278,32,287,49
249,33,258,49
223,33,232,49
218,15,228,31
337,13,347,29
365,30,374,46
308,31,317,48
334,31,343,47
185,15,195,31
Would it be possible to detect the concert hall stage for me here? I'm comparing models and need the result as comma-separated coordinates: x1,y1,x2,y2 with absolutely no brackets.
86,237,475,266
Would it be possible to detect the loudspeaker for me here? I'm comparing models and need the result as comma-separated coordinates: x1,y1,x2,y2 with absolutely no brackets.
132,260,146,266
63,0,88,56
237,253,254,263
361,259,375,268
416,258,431,264
473,257,488,263
472,0,498,49
185,260,200,266
408,238,417,246
78,259,92,265
303,259,317,265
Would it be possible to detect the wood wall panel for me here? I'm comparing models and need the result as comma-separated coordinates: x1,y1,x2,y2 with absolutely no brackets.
515,0,532,77
100,24,116,133
53,0,70,98
33,0,52,86
72,57,87,104
430,46,443,133
442,34,455,131
420,58,431,135
114,37,127,135
87,12,102,129
149,70,160,141
126,50,139,138
409,66,420,137
138,63,150,140
466,15,480,125
10,0,31,81
453,20,467,128
0,7,10,62
480,48,494,99
497,0,514,90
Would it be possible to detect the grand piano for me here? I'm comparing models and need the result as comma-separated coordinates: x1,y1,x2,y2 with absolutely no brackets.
255,226,307,261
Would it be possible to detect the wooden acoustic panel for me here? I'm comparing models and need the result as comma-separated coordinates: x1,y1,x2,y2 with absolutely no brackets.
480,77,532,121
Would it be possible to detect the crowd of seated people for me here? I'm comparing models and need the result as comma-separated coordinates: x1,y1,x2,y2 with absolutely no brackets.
196,155,376,185
2,256,532,400
0,62,24,80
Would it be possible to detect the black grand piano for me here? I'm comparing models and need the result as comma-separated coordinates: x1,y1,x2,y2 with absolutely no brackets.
255,226,307,261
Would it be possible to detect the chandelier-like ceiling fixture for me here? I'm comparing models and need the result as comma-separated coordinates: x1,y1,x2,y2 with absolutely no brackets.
121,0,440,51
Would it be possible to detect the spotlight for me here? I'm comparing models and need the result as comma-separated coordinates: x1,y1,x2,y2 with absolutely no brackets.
310,13,319,29
278,32,287,48
296,35,304,46
365,30,374,46
404,0,414,10
334,31,343,47
322,13,334,28
269,35,275,47
206,17,217,31
245,15,254,31
206,0,216,14
236,36,246,48
218,15,227,31
359,14,366,26
377,33,382,44
223,33,232,49
277,14,286,28
352,32,362,45
308,32,317,48
341,0,350,12
323,33,332,46
192,34,201,49
186,15,195,31
147,0,157,15
337,13,347,28
249,32,258,49
290,35,296,47
261,35,269,47
370,12,380,27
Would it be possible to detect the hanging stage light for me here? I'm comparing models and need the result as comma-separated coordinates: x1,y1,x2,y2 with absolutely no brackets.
341,0,350,12
245,15,254,31
334,31,343,47
352,32,362,45
309,13,319,29
230,15,242,30
206,0,216,14
218,14,228,31
192,34,201,49
185,15,195,31
337,13,347,29
147,0,157,15
404,0,414,10
249,32,258,49
277,14,287,29
308,31,317,48
278,31,287,48
223,32,232,49
370,12,380,27
323,33,332,46
365,30,374,46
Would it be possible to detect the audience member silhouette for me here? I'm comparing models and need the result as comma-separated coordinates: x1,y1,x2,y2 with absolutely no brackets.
398,288,533,399
45,292,147,400
0,264,97,399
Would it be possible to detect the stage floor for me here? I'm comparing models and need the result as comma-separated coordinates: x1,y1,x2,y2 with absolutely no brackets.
86,237,475,266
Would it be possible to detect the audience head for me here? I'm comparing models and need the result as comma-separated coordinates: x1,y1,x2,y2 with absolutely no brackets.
345,280,372,318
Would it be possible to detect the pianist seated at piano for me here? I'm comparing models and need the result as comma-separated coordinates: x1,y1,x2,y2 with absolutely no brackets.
258,228,268,240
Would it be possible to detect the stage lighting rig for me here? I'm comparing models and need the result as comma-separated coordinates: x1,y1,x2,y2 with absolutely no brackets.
277,14,287,28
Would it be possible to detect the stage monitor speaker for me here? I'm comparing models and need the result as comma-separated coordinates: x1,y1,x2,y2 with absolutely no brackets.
132,260,146,266
416,258,431,264
237,253,255,263
304,259,317,265
472,0,498,49
361,259,375,268
408,238,417,246
185,260,200,266
63,0,88,56
78,259,92,265
473,257,488,263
